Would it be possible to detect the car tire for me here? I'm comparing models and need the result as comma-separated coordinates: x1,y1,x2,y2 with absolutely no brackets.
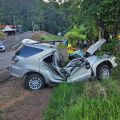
97,65,111,80
25,74,45,90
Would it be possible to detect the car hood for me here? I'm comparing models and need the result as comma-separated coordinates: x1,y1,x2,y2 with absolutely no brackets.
87,39,106,55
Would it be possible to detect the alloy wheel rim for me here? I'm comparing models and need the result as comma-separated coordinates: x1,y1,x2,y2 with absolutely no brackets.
102,68,110,79
29,77,42,90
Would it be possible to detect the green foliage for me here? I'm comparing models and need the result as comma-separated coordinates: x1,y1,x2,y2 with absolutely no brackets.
44,79,120,120
34,24,40,31
0,0,71,33
57,44,66,49
66,25,87,43
66,0,120,40
41,35,50,41
0,0,119,37
78,25,86,33
111,41,120,79
102,39,119,53
66,31,80,42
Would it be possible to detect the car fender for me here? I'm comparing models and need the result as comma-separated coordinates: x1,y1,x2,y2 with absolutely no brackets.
91,58,114,77
23,67,42,79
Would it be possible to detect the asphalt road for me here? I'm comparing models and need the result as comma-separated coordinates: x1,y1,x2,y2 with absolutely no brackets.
3,31,33,51
0,51,14,70
0,31,33,81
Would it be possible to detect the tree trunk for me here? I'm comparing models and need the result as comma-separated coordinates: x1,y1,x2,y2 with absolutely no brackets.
104,30,109,42
96,17,105,40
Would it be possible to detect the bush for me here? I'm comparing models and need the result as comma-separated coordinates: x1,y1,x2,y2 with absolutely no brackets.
66,31,80,43
57,44,66,49
102,39,119,54
111,40,120,79
65,25,87,44
96,39,119,56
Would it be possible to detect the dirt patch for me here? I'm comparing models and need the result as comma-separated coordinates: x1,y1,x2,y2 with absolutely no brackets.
0,76,52,120
0,91,31,110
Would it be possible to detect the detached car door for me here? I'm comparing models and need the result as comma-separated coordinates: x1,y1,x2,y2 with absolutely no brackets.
67,59,92,82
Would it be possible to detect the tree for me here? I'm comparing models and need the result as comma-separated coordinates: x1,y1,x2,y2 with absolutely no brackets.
67,0,120,40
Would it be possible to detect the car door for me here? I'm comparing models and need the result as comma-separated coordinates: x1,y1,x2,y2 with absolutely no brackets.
40,53,65,83
66,59,92,82
52,51,67,78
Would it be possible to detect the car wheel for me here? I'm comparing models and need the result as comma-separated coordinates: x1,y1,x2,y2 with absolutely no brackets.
25,74,45,90
97,65,111,80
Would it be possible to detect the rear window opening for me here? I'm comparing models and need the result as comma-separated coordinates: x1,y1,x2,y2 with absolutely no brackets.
16,45,43,57
43,54,54,64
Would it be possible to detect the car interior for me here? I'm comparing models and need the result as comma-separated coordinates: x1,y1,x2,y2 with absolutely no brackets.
43,51,85,78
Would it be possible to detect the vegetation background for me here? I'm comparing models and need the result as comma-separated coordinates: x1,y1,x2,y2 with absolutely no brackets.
0,0,120,41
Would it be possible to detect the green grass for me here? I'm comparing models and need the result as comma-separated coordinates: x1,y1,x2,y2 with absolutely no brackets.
31,32,64,41
40,34,63,41
57,44,66,49
44,80,120,120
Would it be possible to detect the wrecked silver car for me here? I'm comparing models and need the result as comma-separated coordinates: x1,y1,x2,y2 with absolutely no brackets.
9,39,117,90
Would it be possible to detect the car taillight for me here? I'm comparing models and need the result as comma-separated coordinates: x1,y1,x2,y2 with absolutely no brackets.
12,56,19,64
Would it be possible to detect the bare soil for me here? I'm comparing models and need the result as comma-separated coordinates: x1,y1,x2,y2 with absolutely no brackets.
0,76,52,120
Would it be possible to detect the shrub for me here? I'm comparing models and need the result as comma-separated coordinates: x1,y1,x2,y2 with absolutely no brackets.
102,39,119,53
57,44,66,49
66,31,81,43
65,25,87,44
